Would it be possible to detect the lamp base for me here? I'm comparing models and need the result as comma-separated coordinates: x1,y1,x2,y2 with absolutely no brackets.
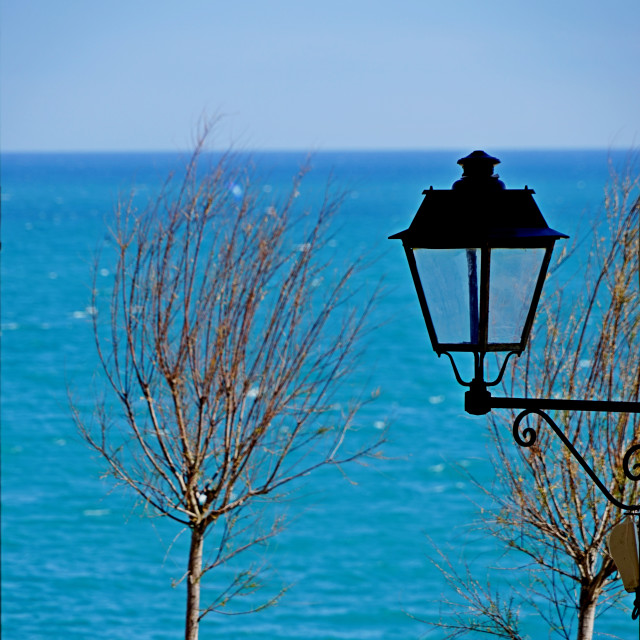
465,384,492,415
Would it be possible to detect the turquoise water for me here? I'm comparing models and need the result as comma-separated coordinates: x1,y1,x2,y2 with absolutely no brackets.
1,150,635,638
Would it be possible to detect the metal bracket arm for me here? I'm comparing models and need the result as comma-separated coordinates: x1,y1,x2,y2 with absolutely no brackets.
509,408,640,512
490,396,640,414
484,396,640,511
461,390,640,510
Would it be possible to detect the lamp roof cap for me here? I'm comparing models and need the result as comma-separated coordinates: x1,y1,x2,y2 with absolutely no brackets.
457,150,501,167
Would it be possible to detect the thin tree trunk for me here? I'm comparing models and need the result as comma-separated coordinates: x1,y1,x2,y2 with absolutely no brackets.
577,586,598,640
185,526,205,640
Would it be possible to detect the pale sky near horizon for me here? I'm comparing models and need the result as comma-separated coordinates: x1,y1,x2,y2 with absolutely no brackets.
1,0,639,152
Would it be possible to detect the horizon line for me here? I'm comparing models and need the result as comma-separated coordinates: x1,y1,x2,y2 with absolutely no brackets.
1,145,633,155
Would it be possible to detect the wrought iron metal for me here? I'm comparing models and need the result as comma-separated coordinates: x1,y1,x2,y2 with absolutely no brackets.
624,445,640,482
440,350,519,389
510,408,640,511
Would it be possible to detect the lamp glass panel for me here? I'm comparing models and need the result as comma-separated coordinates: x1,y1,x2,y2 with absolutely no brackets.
414,248,479,345
488,248,546,344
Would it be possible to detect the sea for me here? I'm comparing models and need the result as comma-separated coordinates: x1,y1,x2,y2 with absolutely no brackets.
1,149,636,639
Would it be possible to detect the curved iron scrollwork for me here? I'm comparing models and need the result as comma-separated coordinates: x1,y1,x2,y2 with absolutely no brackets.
623,444,640,482
485,351,520,388
512,409,640,512
440,351,473,388
440,350,520,389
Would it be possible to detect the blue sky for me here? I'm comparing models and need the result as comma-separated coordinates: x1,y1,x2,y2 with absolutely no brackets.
1,0,639,152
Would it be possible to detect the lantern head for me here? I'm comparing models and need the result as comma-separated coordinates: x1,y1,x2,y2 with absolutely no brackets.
390,151,568,357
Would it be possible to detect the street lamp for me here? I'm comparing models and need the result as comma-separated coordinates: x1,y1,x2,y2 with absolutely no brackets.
390,151,640,620
389,150,567,416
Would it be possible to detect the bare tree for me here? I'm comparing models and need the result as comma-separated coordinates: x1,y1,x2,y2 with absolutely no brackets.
73,132,380,640
429,161,640,640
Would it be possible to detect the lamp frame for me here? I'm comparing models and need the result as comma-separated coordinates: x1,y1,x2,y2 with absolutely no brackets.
400,238,557,355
